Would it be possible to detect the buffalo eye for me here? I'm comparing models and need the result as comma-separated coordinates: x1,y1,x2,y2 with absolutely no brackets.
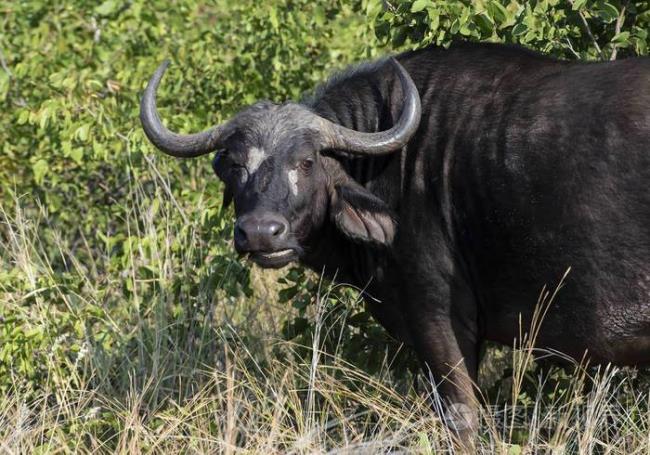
299,158,314,173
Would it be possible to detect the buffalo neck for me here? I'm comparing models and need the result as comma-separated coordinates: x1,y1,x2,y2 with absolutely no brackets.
300,60,405,287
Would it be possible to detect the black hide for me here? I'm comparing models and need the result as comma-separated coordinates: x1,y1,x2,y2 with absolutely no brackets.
301,42,650,433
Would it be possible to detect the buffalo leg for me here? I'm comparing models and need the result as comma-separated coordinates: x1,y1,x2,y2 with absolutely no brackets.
404,279,480,444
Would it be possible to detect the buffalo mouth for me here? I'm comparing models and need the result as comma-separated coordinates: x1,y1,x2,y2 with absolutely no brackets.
249,248,298,268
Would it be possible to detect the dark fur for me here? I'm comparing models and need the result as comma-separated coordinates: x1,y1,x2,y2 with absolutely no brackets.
210,42,650,436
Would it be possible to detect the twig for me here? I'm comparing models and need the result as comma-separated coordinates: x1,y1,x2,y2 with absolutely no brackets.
117,131,190,225
564,38,581,59
382,0,397,13
570,1,605,60
610,1,629,60
579,11,604,59
142,153,190,226
0,46,12,77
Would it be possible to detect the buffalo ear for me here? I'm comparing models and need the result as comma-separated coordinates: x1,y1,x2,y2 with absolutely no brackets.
331,184,396,246
212,152,233,208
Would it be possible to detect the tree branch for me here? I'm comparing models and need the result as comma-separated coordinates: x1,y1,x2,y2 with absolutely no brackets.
578,10,604,59
569,1,605,60
610,1,629,60
0,46,12,77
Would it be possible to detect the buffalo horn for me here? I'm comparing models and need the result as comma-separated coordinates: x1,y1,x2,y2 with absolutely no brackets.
318,58,421,155
140,60,228,158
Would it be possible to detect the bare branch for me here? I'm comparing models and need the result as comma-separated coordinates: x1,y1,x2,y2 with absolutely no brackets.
382,0,397,13
570,1,605,60
564,38,581,59
610,1,629,60
579,11,605,59
0,46,12,77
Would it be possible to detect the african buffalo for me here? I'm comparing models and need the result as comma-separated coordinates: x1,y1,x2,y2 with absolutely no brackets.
140,42,650,436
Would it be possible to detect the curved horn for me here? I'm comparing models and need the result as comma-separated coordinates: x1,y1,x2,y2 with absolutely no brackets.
320,58,421,155
140,60,228,158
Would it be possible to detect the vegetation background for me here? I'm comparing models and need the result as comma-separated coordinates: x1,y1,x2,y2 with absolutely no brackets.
1,0,649,452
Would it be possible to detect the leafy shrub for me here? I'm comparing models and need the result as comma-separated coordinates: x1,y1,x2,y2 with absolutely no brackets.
369,0,649,59
0,0,374,397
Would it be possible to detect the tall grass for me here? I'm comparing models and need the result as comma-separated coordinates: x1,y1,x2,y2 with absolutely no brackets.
1,156,649,453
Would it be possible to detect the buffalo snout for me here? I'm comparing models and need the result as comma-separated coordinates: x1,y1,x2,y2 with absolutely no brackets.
234,212,297,268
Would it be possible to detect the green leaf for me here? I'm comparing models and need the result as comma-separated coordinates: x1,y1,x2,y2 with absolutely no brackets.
70,147,84,165
596,2,619,23
417,431,433,453
611,31,630,43
95,1,118,16
411,0,433,13
459,20,473,36
391,25,408,47
512,22,528,37
32,159,48,184
428,8,440,31
313,6,326,26
39,107,50,130
76,124,91,142
572,0,587,11
487,1,509,23
475,12,495,34
17,110,30,125
269,8,279,30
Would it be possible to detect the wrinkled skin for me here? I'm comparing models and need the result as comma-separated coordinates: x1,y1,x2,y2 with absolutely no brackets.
142,42,650,442
207,100,399,269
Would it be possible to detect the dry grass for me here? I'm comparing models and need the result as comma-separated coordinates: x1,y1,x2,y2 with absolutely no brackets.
1,159,650,454
1,338,649,453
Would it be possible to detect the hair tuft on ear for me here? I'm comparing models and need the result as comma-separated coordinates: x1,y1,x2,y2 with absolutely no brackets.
331,184,396,246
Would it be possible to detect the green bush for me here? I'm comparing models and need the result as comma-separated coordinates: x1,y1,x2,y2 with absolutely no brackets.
0,0,378,397
369,0,649,58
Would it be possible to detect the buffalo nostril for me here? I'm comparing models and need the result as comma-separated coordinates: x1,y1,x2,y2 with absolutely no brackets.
266,220,286,237
235,214,289,251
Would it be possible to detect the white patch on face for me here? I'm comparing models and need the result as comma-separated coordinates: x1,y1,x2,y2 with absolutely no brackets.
247,147,266,175
287,169,298,196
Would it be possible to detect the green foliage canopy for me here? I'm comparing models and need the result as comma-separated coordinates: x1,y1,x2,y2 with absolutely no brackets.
369,0,649,58
0,0,372,396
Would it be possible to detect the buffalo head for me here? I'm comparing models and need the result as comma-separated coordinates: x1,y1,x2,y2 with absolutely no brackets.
140,59,421,268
